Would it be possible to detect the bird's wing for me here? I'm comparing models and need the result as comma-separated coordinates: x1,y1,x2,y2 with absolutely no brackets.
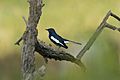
50,34,68,48
50,36,64,46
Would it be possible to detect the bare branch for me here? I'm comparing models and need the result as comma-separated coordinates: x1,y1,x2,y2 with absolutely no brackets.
35,40,86,71
118,28,120,32
76,10,120,60
15,17,28,46
110,12,120,21
15,37,22,45
34,54,47,79
76,10,111,59
105,23,119,31
22,16,28,27
36,65,46,77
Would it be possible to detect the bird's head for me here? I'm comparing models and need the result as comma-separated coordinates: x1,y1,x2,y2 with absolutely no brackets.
46,28,56,33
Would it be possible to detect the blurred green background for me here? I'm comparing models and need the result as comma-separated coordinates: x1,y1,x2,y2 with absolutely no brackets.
0,0,120,80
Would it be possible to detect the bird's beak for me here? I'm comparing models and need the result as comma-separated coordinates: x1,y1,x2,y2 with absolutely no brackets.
45,29,48,31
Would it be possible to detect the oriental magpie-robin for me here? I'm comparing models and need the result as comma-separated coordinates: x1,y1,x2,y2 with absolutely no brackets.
46,28,82,49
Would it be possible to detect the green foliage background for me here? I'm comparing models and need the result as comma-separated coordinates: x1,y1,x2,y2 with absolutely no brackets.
0,0,120,80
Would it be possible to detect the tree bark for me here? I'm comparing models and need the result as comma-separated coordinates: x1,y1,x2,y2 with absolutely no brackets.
21,0,44,80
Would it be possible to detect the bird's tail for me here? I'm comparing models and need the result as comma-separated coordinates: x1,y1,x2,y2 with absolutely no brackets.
68,40,82,45
64,38,82,45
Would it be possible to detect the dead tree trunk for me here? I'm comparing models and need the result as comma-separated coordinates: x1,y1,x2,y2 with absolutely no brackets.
20,0,44,80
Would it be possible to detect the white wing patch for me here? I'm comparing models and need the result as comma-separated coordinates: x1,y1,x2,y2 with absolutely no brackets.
50,36,64,46
64,41,69,44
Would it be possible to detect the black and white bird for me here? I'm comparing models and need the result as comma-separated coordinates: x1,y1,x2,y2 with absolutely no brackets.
46,28,82,49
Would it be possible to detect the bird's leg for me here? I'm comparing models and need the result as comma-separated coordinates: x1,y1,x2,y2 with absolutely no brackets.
44,57,48,63
57,46,61,51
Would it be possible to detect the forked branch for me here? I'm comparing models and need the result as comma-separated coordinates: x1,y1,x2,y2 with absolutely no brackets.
76,10,120,60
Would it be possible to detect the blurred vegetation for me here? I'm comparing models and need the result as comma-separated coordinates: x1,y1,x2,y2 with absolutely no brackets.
0,0,120,80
